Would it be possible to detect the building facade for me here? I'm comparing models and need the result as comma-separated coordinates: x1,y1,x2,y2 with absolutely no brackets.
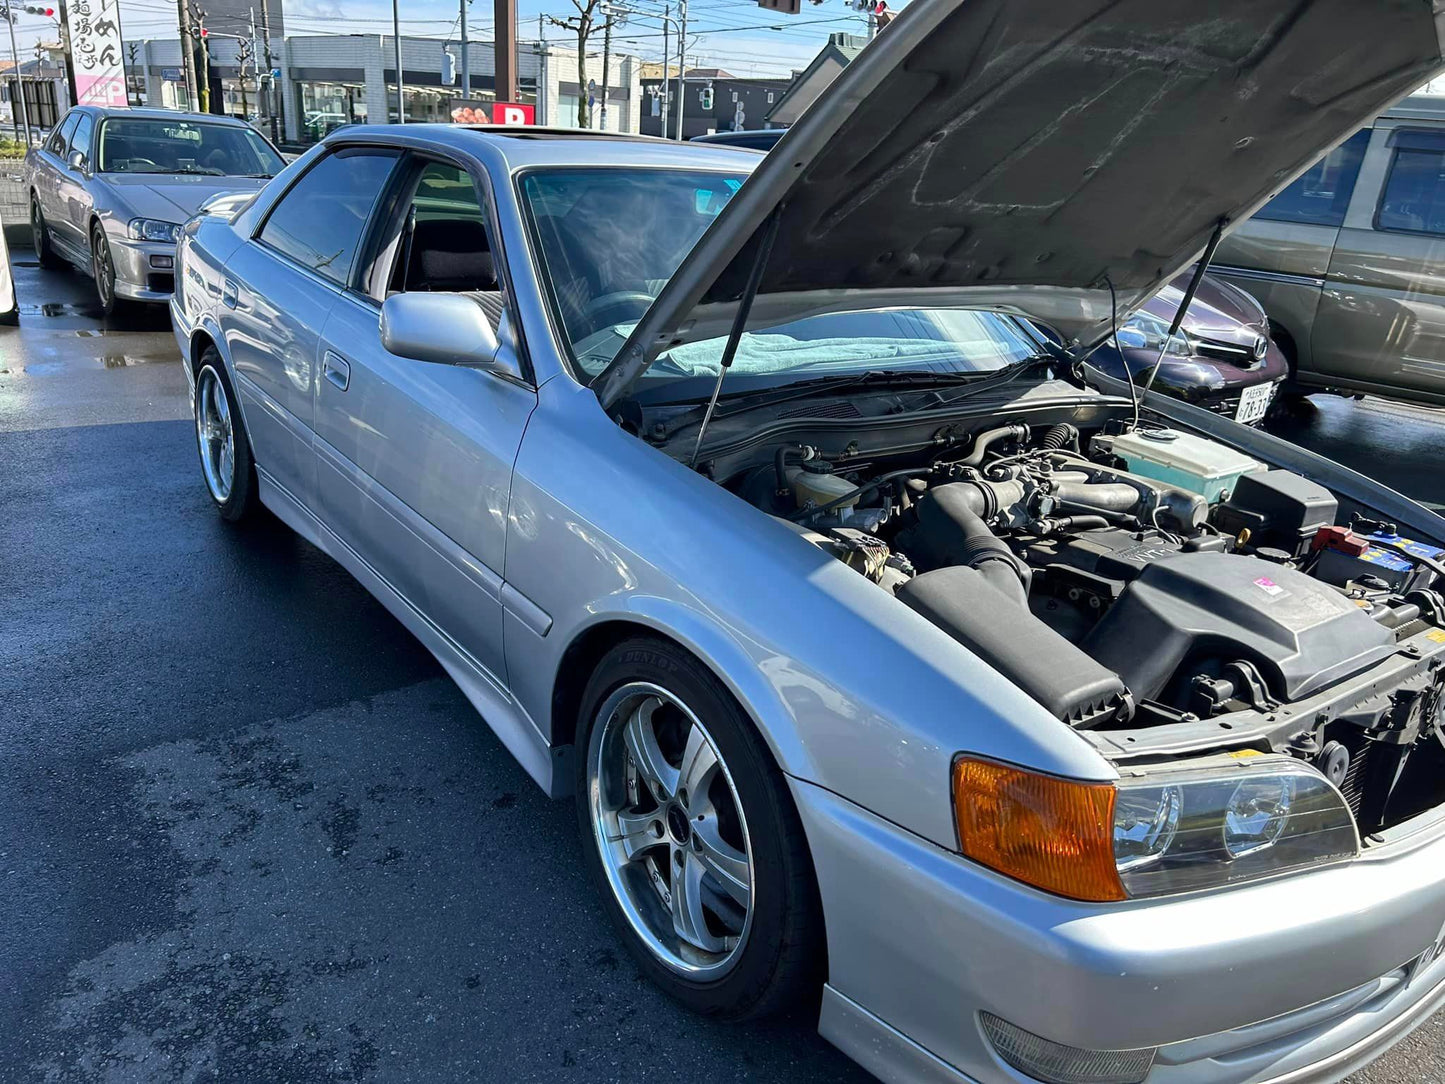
639,70,791,139
122,33,642,144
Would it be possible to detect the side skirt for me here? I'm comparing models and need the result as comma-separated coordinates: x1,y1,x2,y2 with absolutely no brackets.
255,466,562,797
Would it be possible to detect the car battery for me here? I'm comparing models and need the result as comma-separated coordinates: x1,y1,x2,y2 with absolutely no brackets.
1316,529,1443,593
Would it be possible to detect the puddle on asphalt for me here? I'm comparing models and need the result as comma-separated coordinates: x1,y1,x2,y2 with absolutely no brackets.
20,302,102,318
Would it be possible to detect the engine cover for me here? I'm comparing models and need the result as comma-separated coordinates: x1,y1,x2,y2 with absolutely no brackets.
1082,552,1397,704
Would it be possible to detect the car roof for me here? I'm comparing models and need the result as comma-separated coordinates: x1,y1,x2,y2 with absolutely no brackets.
690,129,784,146
322,124,763,172
75,105,257,127
1381,93,1445,123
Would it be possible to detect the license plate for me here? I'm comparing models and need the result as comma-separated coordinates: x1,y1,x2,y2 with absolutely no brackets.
1235,381,1277,425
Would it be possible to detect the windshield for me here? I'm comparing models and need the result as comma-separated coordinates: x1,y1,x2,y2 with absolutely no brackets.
521,166,1044,394
98,118,285,177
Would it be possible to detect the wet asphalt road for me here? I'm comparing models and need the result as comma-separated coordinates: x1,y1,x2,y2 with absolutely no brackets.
2,246,1443,1083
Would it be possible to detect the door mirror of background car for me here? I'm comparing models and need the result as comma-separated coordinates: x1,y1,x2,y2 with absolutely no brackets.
66,150,85,172
381,292,517,378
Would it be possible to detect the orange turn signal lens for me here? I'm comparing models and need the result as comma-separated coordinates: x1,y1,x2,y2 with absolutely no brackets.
953,757,1126,902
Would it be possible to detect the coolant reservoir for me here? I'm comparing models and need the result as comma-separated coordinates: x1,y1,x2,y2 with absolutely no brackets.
788,462,858,512
1108,428,1263,502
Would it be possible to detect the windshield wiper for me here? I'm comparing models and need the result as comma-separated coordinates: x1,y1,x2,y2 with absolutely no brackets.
653,366,1044,442
922,355,1062,409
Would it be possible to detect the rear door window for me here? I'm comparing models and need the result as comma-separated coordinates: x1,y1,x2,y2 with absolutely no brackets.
258,147,400,286
1375,128,1445,237
1253,129,1370,228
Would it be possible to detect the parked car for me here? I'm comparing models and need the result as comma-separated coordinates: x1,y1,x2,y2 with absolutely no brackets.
1087,271,1288,424
1215,93,1445,409
24,106,285,315
171,4,1445,1083
690,129,788,151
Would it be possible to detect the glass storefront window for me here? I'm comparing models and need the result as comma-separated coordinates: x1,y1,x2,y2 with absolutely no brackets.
298,82,368,143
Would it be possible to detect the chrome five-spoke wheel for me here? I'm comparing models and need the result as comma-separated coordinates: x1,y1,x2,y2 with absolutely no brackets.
195,365,236,504
588,682,755,977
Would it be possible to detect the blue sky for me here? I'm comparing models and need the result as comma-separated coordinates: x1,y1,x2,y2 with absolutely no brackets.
5,0,889,78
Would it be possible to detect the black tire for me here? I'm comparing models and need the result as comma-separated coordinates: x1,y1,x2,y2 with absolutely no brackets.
90,222,133,318
193,350,260,521
31,195,64,270
574,636,825,1020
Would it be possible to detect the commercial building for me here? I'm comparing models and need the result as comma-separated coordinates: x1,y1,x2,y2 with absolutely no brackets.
123,33,642,143
639,67,790,139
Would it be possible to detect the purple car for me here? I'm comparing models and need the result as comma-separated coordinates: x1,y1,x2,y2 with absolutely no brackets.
1089,271,1289,424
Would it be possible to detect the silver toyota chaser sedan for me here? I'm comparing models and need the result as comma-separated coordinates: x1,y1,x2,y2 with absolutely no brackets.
25,106,284,315
170,3,1445,1082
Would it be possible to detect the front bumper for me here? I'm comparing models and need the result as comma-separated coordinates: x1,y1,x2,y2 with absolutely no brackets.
794,778,1445,1084
108,237,178,302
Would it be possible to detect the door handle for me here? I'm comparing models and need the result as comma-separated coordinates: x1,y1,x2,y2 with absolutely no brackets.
221,278,239,308
323,352,351,391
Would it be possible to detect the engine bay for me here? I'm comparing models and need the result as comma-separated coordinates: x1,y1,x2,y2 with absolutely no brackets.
725,417,1445,838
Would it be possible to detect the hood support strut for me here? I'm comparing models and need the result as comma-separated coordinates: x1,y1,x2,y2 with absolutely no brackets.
1140,217,1228,400
689,208,783,469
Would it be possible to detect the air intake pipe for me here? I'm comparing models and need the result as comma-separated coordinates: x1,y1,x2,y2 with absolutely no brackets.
912,483,1032,605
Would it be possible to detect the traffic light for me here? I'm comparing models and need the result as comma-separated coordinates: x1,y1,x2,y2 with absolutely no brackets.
698,85,713,112
23,4,56,14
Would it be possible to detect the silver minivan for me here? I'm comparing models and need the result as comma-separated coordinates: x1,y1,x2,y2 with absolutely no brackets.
1214,94,1445,409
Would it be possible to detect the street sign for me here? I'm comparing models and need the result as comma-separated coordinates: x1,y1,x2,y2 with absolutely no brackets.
448,99,535,126
161,67,182,81
494,101,534,125
270,67,281,79
66,0,129,107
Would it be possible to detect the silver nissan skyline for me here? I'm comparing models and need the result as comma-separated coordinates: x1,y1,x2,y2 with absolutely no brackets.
169,2,1445,1081
24,106,283,315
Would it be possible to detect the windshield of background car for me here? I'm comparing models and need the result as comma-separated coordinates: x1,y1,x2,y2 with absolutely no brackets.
97,119,285,177
521,166,1042,390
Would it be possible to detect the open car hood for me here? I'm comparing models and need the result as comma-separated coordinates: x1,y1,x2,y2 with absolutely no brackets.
593,0,1445,408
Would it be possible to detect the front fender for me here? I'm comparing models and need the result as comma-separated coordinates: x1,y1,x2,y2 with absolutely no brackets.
504,377,1114,847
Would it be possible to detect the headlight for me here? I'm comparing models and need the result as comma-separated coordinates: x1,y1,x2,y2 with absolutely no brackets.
127,218,182,243
953,754,1358,902
1114,309,1194,357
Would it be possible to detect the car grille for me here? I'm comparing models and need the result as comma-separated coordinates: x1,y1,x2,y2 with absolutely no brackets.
1202,393,1245,416
1195,334,1268,368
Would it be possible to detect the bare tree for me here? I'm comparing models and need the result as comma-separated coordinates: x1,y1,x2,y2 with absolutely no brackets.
545,0,616,128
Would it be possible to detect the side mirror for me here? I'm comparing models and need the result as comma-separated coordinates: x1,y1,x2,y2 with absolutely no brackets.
381,292,519,379
66,149,86,172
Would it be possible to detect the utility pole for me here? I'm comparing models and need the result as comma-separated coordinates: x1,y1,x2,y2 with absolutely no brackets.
391,0,403,122
458,0,467,98
1,3,31,143
494,0,515,104
599,15,609,131
660,2,668,138
247,8,257,119
674,0,686,138
259,0,275,140
176,0,196,108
